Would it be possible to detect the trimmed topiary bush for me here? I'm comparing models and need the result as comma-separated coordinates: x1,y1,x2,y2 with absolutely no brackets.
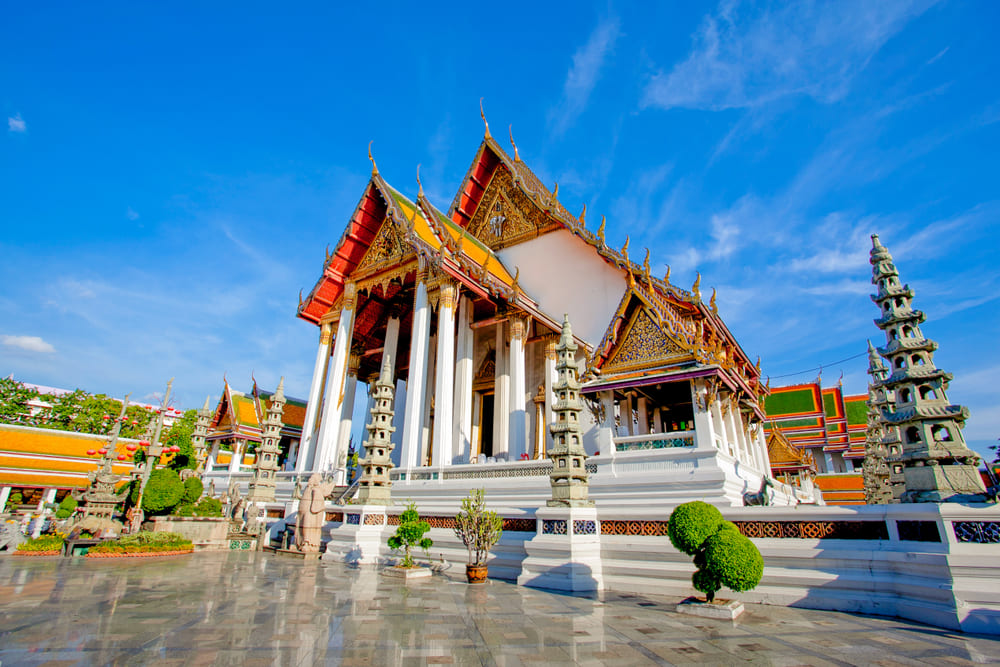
182,477,203,504
667,500,723,555
193,497,223,517
387,501,432,568
142,469,184,515
17,534,64,552
5,491,23,511
668,501,764,602
54,494,78,519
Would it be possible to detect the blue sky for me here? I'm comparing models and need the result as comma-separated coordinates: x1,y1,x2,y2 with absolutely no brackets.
2,1,998,460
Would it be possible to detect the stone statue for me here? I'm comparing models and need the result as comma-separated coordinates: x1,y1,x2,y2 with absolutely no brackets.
295,473,334,553
208,479,216,498
743,477,774,507
0,521,25,552
125,505,144,535
292,478,303,500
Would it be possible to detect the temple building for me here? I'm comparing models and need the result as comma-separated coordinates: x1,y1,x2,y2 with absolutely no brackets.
205,379,306,474
272,120,816,508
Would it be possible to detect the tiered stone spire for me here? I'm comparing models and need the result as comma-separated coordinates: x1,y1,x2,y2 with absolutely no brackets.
547,315,593,507
869,235,987,502
247,378,285,503
862,341,894,504
79,395,131,524
356,356,396,505
192,396,212,474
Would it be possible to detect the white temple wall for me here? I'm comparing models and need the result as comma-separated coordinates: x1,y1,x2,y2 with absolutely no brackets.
497,229,626,345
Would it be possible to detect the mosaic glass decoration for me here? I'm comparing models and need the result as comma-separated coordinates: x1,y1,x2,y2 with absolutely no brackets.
953,521,1000,543
542,519,567,535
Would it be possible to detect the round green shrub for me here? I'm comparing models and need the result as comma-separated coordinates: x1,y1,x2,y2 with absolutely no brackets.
182,477,203,504
387,501,432,567
141,468,184,515
703,529,764,593
6,491,23,510
692,567,722,601
193,497,223,517
54,494,78,519
667,501,723,555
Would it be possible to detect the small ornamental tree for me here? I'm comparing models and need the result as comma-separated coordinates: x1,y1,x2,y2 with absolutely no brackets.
141,468,184,515
668,500,764,602
54,494,78,519
454,489,503,567
387,501,432,568
6,490,23,511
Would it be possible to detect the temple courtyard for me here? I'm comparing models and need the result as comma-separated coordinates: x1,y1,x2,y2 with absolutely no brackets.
0,553,997,666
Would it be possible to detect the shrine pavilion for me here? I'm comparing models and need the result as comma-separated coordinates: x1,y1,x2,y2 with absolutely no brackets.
272,118,816,509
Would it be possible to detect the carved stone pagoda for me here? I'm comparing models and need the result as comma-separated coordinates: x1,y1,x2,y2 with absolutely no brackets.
192,395,212,473
246,378,285,503
869,234,987,502
78,398,131,525
547,314,593,507
862,341,894,504
356,356,396,505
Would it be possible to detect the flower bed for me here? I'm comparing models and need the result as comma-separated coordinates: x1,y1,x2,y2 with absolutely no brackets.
14,534,64,555
13,550,61,556
87,548,193,558
85,530,193,557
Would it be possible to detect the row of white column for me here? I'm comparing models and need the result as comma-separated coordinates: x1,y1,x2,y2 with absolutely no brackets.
296,264,555,481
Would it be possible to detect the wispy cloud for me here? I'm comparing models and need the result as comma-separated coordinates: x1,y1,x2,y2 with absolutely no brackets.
7,114,26,133
126,207,140,221
643,0,938,111
548,16,621,136
2,335,55,354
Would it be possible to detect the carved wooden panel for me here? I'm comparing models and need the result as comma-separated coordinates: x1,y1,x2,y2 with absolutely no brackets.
467,166,548,250
356,217,407,274
603,308,685,374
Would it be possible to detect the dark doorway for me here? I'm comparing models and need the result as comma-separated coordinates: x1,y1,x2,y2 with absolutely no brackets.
479,392,495,459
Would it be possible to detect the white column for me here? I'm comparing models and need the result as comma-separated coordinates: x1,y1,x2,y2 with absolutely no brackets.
543,336,558,453
724,397,744,462
508,315,528,460
401,262,431,469
315,282,358,472
622,394,634,436
391,378,406,467
433,282,457,467
651,407,663,434
332,356,359,485
228,440,243,473
208,442,220,470
453,295,474,463
691,380,718,452
493,322,510,458
382,316,401,376
598,391,616,457
0,486,10,509
285,439,299,471
297,322,333,474
636,397,650,435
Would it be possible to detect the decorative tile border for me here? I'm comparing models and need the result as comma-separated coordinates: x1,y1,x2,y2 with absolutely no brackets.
502,518,536,532
600,520,670,536
615,436,694,452
363,513,386,526
953,521,1000,543
346,513,361,525
542,519,567,535
325,511,343,523
573,520,597,535
734,520,889,540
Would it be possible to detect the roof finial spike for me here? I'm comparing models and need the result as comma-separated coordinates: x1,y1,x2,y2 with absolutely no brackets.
508,124,520,161
621,235,630,262
579,203,586,227
553,181,559,199
416,163,424,197
664,264,671,283
368,141,378,176
202,395,211,411
642,249,650,279
692,272,701,300
479,98,491,139
597,215,606,244
512,267,520,299
709,287,717,313
298,289,303,309
275,377,285,401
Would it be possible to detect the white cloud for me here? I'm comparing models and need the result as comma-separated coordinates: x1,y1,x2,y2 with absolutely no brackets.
7,114,26,133
643,0,938,111
126,207,140,221
549,17,621,135
2,335,55,354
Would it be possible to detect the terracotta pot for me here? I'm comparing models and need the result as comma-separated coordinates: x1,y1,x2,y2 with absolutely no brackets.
466,564,488,584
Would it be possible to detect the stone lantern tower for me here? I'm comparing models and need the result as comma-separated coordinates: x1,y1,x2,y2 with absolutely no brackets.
247,378,285,503
192,396,212,474
862,341,894,504
869,235,987,502
547,314,593,508
356,356,396,505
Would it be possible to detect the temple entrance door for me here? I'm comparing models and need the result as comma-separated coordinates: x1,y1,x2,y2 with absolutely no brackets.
477,391,495,460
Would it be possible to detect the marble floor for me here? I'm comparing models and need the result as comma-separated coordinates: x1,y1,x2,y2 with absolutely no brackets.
0,552,997,666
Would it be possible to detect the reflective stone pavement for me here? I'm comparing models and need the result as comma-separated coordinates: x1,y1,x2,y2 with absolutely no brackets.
1,552,998,666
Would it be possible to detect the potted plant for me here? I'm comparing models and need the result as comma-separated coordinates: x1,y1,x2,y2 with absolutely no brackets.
454,489,503,584
667,501,763,618
387,501,432,569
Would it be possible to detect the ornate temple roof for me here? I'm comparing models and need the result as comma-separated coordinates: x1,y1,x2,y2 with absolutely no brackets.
0,423,137,490
766,426,816,473
208,379,304,443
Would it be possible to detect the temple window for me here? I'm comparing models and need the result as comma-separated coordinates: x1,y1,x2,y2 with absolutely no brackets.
919,386,937,400
894,357,906,369
894,297,904,307
899,387,912,402
911,354,925,366
902,326,913,338
905,426,920,444
889,329,898,340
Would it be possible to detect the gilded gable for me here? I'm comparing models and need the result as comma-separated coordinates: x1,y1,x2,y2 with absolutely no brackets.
356,217,408,274
603,308,686,374
467,166,549,250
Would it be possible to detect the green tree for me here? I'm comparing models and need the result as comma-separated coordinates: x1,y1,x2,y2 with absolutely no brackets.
54,494,78,519
0,378,39,426
387,501,433,568
164,409,198,471
141,468,184,515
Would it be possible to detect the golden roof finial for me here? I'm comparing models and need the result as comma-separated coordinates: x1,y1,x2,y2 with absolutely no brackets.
325,244,331,263
692,272,702,300
508,124,520,161
552,181,559,198
456,229,466,257
664,264,671,283
710,287,717,313
416,163,424,197
298,289,304,309
482,253,491,277
755,356,762,372
622,235,630,259
642,249,651,282
597,215,606,244
368,140,378,176
512,266,520,298
579,203,586,227
480,97,491,139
